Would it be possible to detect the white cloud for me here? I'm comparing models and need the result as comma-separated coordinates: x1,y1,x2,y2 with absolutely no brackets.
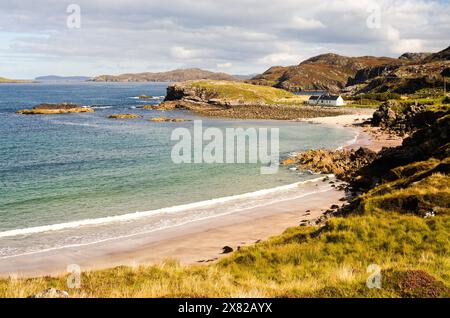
390,39,424,54
0,0,448,78
258,52,303,65
217,62,232,68
170,46,197,59
291,17,326,30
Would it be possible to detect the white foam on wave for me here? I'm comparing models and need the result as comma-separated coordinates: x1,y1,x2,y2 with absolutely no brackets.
0,178,334,259
0,176,330,239
335,129,360,151
91,106,113,109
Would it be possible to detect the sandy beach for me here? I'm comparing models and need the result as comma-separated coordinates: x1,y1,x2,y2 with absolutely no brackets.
300,110,403,151
0,110,402,278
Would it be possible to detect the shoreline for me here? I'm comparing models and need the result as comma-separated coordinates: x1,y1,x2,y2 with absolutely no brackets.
0,110,402,278
298,111,403,152
0,183,345,278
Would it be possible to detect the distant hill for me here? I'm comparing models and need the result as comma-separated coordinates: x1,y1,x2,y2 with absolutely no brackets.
90,68,237,82
35,75,91,82
248,46,450,94
248,53,397,93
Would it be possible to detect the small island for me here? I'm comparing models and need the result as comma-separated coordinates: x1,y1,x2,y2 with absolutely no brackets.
16,103,94,115
108,114,143,119
138,95,153,99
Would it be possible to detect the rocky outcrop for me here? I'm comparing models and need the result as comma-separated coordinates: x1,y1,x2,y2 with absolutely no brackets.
346,63,403,87
354,113,450,190
282,147,378,181
399,52,432,62
16,103,94,115
371,101,447,136
108,114,142,119
164,82,221,104
90,68,237,82
423,46,450,63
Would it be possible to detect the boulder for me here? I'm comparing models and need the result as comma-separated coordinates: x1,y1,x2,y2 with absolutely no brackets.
222,246,234,254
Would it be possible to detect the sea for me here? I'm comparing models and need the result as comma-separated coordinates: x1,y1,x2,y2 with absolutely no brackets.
0,82,357,258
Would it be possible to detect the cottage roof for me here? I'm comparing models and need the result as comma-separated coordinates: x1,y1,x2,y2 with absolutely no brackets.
320,95,340,101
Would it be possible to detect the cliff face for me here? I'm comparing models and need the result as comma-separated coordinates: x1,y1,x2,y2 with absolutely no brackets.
346,46,450,94
90,68,237,82
248,54,398,93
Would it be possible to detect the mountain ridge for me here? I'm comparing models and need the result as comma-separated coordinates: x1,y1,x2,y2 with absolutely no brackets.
249,46,450,94
90,68,237,82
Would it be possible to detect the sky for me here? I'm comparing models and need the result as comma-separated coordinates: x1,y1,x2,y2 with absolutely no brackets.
0,0,449,79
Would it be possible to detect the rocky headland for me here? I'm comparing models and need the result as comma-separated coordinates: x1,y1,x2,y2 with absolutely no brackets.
157,80,356,119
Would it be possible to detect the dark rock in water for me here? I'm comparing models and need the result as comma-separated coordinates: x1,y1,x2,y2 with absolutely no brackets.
30,288,69,298
34,103,81,110
222,246,234,254
16,103,94,115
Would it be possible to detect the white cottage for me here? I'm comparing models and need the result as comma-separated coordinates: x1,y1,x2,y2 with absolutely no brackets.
307,94,345,106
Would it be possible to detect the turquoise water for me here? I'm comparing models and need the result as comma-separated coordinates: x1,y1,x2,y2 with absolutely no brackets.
0,82,356,257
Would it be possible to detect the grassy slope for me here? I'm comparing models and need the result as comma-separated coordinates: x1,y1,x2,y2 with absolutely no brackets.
189,80,310,105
